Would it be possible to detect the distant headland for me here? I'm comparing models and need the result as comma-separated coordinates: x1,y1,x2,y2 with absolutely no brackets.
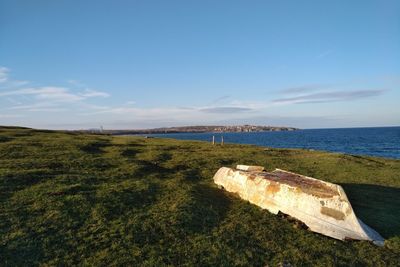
88,125,299,135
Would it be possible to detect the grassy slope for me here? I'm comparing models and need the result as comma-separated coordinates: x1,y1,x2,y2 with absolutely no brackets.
0,127,399,266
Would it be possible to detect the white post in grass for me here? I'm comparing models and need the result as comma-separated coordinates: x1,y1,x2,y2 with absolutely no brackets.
221,136,224,145
212,135,215,145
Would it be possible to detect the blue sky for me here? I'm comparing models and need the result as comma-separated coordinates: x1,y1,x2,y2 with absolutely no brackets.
0,0,399,129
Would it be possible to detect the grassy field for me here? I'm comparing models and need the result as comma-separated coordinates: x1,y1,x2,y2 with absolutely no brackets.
0,127,399,266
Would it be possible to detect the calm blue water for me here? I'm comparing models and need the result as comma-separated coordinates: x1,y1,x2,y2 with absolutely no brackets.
148,127,400,159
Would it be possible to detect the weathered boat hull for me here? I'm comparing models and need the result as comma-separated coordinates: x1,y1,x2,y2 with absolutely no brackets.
213,166,384,246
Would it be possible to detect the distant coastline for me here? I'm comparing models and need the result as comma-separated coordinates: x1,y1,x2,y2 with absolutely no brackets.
145,126,400,159
86,125,299,135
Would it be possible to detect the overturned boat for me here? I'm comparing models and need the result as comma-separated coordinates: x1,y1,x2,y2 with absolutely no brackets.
214,165,384,246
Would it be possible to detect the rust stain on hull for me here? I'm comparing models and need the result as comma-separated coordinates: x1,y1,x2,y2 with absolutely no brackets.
260,170,338,198
320,207,346,220
266,183,281,194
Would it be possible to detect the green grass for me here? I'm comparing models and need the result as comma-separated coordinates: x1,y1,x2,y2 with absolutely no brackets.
0,127,399,266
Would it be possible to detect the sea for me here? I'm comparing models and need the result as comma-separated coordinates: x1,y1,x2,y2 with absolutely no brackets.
147,126,400,159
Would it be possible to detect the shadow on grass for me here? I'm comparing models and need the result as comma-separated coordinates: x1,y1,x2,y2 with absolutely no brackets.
218,158,235,166
340,155,387,167
1,170,53,191
152,151,173,162
121,148,139,158
0,135,14,143
341,183,400,238
175,184,232,234
132,151,175,176
11,131,34,137
120,143,145,158
193,184,232,220
93,182,159,220
134,160,173,176
79,140,111,154
133,159,205,182
182,169,202,182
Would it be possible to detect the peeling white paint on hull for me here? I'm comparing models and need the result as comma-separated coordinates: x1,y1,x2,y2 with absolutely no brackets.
213,166,384,246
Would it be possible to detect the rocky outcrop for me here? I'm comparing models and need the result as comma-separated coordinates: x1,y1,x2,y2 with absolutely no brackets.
213,165,384,245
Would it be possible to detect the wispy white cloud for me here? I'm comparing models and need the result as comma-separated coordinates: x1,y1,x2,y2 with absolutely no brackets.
7,101,58,111
0,66,29,87
84,106,186,116
67,80,110,98
198,95,264,113
79,89,110,98
0,67,110,115
0,114,24,118
199,107,253,113
22,107,67,112
0,67,9,83
125,100,136,105
5,98,22,105
316,50,333,59
82,101,261,125
208,95,231,105
227,100,268,109
1,85,110,109
0,87,84,102
67,79,86,87
0,69,109,109
273,89,386,104
280,84,327,94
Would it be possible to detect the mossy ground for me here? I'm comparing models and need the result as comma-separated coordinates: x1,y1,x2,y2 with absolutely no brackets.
0,127,399,266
